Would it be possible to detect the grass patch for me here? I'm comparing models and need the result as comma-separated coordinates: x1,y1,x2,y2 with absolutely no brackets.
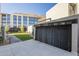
15,34,33,41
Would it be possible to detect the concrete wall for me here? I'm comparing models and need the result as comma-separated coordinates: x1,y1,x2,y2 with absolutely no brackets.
46,3,69,20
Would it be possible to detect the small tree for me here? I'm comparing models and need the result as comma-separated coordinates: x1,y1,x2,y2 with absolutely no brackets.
20,25,24,32
5,25,9,32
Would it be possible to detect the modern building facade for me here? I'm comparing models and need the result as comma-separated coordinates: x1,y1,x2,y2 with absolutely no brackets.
34,3,79,56
46,3,79,21
0,13,44,33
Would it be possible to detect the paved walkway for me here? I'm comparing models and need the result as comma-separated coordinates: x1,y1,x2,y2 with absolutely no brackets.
0,39,76,56
7,35,21,43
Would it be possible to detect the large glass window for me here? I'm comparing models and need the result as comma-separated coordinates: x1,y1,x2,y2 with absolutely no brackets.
23,16,27,26
7,14,10,26
13,15,17,26
34,18,38,24
29,17,38,25
2,14,6,26
18,16,21,26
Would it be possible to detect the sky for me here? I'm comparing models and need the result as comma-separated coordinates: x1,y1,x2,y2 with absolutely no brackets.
1,3,56,15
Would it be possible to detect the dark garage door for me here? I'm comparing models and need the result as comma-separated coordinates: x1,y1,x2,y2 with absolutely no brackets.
35,24,72,52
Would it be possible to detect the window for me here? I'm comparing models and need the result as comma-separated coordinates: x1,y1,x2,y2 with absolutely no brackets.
34,18,38,24
13,15,17,26
7,14,10,25
23,16,27,26
29,17,38,25
2,14,6,26
18,16,21,26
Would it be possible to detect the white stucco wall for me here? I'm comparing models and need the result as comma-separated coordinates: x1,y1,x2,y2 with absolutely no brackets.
27,26,33,34
46,3,69,20
76,4,79,14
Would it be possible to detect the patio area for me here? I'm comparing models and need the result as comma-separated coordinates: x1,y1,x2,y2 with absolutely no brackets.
0,39,76,56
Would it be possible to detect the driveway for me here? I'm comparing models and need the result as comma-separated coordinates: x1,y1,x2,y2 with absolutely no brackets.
0,39,76,56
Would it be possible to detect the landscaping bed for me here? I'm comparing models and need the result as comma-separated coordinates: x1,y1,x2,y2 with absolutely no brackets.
0,37,3,45
15,34,33,41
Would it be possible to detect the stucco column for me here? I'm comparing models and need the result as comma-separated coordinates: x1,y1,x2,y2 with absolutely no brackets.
17,16,18,27
10,15,13,27
5,14,9,32
27,17,29,32
33,26,36,40
72,24,78,55
21,16,23,32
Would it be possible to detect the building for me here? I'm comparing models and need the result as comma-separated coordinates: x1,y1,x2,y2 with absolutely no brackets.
46,3,79,21
0,13,44,33
34,3,79,55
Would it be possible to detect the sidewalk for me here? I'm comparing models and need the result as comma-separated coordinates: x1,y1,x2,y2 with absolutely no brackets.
0,39,76,56
7,35,21,43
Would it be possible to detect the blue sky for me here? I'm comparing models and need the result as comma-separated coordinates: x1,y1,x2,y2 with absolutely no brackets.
1,3,56,15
